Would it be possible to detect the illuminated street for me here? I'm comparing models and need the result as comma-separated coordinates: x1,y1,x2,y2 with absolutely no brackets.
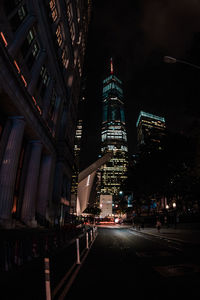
65,227,200,299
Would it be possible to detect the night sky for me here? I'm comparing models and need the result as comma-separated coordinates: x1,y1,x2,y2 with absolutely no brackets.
80,0,200,170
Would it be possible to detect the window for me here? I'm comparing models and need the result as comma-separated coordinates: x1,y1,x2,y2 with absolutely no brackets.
56,25,63,47
67,3,76,43
5,1,28,33
20,27,40,70
40,66,49,86
76,1,80,23
25,42,39,70
77,58,82,77
62,49,69,69
52,8,58,22
20,27,36,58
49,0,58,22
35,65,50,100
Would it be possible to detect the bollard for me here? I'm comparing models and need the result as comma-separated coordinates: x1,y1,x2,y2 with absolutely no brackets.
90,229,93,242
44,257,51,300
76,238,81,264
86,232,89,249
92,227,95,238
93,226,96,237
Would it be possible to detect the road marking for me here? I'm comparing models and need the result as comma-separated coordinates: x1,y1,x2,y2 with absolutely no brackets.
154,264,200,277
128,229,183,252
136,250,174,258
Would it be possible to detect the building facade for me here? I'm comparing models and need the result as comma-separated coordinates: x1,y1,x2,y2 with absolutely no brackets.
71,118,83,213
0,0,91,228
100,59,128,196
136,111,166,151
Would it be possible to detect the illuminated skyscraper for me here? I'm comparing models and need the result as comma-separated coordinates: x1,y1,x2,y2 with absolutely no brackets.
71,119,83,194
100,58,128,196
136,111,166,150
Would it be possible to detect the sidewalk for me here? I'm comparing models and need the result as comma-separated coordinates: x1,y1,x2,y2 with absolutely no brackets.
131,225,200,245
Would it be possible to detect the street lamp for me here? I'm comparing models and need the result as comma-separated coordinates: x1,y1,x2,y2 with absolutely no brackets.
163,56,200,70
172,202,177,228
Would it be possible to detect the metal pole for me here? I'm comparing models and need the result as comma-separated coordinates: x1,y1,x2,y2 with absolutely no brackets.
44,257,51,300
90,229,93,243
76,238,81,264
93,226,96,237
86,232,89,249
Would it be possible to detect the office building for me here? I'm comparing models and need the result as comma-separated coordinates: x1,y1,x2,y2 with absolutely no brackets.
136,111,166,151
71,119,83,212
0,0,91,227
100,58,128,196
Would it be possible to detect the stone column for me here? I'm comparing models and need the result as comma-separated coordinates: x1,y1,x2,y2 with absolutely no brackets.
52,161,64,220
0,119,12,166
8,15,36,58
27,50,46,95
0,117,25,226
21,141,42,227
36,155,53,218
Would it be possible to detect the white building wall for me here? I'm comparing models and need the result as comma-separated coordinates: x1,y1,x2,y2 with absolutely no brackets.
100,195,113,218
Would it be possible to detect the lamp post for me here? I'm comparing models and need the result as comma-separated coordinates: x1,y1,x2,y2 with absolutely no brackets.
172,202,177,229
165,204,169,228
164,56,200,70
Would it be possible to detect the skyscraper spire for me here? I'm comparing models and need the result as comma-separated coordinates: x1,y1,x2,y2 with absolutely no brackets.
110,57,114,75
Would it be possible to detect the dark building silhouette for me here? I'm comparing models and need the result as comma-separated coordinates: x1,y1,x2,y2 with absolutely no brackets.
0,0,91,228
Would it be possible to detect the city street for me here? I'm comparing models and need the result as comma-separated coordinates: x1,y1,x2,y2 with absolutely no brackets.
64,226,200,299
1,2,200,300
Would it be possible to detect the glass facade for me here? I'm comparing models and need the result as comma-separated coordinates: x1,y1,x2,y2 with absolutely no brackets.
136,110,166,148
100,65,128,196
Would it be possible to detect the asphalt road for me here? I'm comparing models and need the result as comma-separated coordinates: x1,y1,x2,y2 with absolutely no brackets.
65,227,200,300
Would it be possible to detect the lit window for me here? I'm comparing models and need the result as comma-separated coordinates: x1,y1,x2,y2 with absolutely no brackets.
67,3,76,42
52,8,58,22
62,49,69,69
27,29,35,44
18,5,26,20
49,0,58,22
40,66,49,86
20,27,36,58
32,42,39,57
77,58,82,77
26,42,39,70
56,25,63,46
49,0,55,10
